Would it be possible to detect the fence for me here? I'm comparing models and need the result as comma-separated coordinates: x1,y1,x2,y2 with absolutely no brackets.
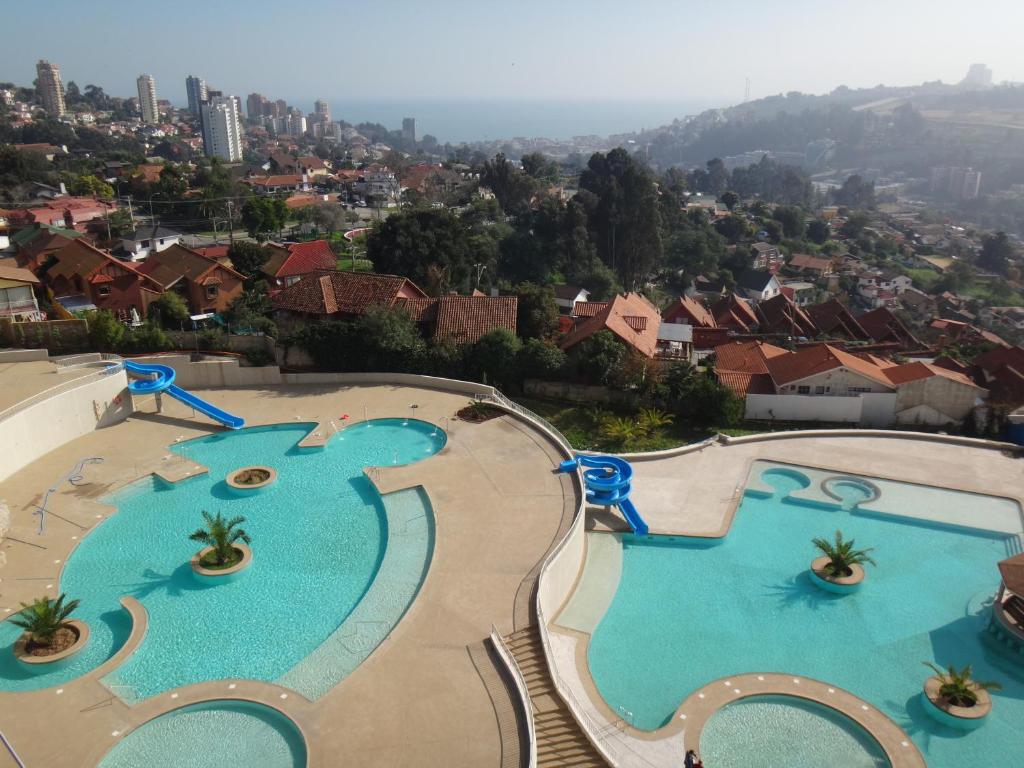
0,318,89,352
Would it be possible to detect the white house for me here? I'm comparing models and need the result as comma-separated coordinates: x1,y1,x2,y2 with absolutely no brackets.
120,226,181,262
735,269,782,302
553,285,590,315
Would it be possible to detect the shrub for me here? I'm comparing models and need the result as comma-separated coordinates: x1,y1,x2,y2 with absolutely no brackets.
517,338,566,381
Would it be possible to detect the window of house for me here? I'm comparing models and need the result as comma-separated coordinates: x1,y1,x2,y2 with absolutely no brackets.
814,386,825,394
797,385,810,394
206,285,219,299
98,286,111,297
849,386,871,393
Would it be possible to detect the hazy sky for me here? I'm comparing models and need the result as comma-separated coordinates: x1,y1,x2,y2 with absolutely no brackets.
3,0,1022,108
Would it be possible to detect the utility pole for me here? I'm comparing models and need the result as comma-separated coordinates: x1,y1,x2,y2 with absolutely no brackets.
126,195,135,227
226,200,235,247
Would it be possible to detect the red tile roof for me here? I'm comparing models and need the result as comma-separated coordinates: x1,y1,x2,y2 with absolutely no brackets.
765,344,894,388
755,293,817,337
559,293,662,358
807,299,869,340
716,370,775,396
711,293,759,332
883,361,982,389
857,308,920,348
574,301,608,318
713,340,789,374
265,240,337,279
270,270,426,316
662,295,716,328
432,295,518,344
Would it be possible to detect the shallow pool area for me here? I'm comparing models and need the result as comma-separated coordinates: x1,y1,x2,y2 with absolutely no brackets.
98,700,306,768
584,463,1024,767
0,419,443,699
700,695,889,768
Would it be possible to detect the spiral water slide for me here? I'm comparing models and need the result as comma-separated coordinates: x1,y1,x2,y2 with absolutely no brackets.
123,360,244,429
557,454,649,535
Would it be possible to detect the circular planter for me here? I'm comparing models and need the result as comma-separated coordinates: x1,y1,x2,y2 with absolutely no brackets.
225,466,277,496
922,676,992,730
809,556,865,594
190,544,252,584
14,620,90,672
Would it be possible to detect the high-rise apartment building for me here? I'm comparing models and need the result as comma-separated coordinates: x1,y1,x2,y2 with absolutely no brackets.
201,96,244,162
185,75,207,115
136,74,159,124
274,99,287,118
402,117,416,143
930,167,982,201
35,60,66,117
247,93,268,122
314,99,331,123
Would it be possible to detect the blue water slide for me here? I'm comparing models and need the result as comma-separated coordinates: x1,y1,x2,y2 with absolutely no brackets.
557,454,649,536
124,360,245,429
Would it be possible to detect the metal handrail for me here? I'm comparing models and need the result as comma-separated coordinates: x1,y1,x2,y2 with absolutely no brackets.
489,625,537,768
0,730,26,768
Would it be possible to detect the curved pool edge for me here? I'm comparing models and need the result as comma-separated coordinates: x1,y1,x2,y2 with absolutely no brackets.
85,683,315,768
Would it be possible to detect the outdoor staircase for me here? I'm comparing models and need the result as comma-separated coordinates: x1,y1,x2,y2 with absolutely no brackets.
503,625,607,767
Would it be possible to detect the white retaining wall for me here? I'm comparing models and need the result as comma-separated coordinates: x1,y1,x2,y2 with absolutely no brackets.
0,367,131,483
745,392,897,427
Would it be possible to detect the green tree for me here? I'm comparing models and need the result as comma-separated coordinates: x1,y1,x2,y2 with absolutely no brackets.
833,174,875,209
520,152,558,182
241,197,288,241
367,208,481,292
352,305,426,372
148,291,190,329
807,219,830,245
480,153,536,215
11,594,81,648
978,232,1014,275
772,205,805,239
87,309,125,351
189,511,251,568
811,530,876,577
464,328,523,390
570,330,625,386
715,214,749,244
66,173,114,199
227,241,269,280
720,191,739,211
517,338,566,381
514,282,559,339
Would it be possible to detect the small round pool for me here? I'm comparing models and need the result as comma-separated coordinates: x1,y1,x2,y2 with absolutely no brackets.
700,695,889,768
98,700,306,768
761,467,811,496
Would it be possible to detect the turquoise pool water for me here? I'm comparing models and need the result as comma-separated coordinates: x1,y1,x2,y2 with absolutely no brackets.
700,695,888,768
98,700,306,768
0,419,443,698
587,466,1024,767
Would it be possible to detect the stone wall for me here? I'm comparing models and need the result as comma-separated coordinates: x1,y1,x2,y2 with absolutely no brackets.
0,318,89,353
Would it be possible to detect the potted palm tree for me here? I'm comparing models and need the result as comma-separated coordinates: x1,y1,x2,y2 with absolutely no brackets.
809,530,875,593
189,511,253,582
11,593,90,670
922,662,1001,730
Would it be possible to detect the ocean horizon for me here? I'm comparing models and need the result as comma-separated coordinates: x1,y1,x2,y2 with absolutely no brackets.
300,99,718,144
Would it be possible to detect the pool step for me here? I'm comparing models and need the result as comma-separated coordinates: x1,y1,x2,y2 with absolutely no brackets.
504,626,607,767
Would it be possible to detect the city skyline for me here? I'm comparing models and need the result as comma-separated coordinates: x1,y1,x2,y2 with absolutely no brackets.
2,0,1022,109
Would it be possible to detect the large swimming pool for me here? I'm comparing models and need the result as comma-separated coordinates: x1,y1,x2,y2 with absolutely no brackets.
586,463,1024,767
0,419,443,700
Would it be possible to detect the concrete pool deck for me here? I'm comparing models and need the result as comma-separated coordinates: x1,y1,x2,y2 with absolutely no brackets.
0,379,574,767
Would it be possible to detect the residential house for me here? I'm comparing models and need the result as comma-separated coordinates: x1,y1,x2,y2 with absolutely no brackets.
806,299,870,341
135,244,245,315
857,307,921,349
711,293,759,332
655,322,694,361
0,261,43,320
14,143,68,162
779,280,817,307
11,225,85,271
662,295,716,328
558,293,663,359
980,306,1024,333
120,226,182,262
929,319,1009,349
296,156,330,179
786,253,834,278
262,240,338,289
898,287,936,322
713,340,788,397
10,197,115,230
269,270,428,330
44,239,162,317
0,209,11,252
755,293,817,337
857,269,912,308
573,300,608,320
971,346,1024,406
425,295,518,344
553,285,589,315
247,174,311,195
884,362,986,426
750,242,784,273
688,274,728,299
355,165,400,206
937,291,975,323
734,269,782,302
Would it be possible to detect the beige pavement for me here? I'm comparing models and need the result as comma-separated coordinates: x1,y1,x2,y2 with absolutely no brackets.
0,383,573,767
